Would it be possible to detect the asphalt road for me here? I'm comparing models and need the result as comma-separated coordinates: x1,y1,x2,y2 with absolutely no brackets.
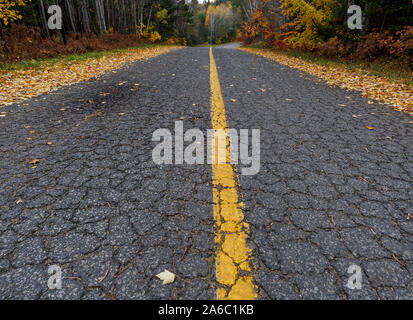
0,46,412,300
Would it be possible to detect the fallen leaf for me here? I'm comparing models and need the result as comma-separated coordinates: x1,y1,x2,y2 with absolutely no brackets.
366,126,374,130
156,270,175,285
231,99,237,102
29,159,40,165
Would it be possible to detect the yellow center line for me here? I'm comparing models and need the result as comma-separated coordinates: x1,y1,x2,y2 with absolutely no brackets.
209,47,257,300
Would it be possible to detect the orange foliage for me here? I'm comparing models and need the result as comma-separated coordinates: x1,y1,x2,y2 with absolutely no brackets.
355,27,413,65
242,0,278,44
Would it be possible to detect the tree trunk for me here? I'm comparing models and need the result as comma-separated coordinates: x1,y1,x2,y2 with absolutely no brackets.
65,0,77,33
39,0,50,38
80,0,91,33
131,0,137,34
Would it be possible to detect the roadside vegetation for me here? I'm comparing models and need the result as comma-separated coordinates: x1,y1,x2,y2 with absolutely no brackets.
0,1,411,112
1,1,411,66
239,0,412,114
0,0,242,66
244,41,413,87
241,1,412,72
0,45,179,106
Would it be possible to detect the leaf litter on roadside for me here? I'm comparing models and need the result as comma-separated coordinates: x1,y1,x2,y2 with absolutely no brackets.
242,48,413,116
0,46,180,107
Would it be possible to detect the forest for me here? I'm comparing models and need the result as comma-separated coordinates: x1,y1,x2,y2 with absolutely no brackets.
0,0,412,65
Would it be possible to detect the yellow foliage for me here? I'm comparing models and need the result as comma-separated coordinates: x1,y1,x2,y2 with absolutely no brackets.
149,31,161,43
137,23,151,38
0,0,29,26
156,9,169,25
137,23,161,42
281,0,337,50
205,3,233,27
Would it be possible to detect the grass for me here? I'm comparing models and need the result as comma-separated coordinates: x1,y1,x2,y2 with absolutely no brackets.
0,43,170,71
242,42,413,87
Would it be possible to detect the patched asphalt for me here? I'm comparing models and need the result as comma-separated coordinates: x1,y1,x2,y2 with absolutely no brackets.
0,46,412,299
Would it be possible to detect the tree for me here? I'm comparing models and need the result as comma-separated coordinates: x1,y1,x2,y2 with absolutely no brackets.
205,2,236,44
280,0,338,50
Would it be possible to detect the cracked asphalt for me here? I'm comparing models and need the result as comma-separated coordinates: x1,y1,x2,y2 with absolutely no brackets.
1,45,412,300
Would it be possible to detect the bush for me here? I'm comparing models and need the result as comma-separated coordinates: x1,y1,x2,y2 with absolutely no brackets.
389,26,413,65
354,27,413,66
354,31,390,61
0,24,148,65
272,39,289,50
317,36,351,58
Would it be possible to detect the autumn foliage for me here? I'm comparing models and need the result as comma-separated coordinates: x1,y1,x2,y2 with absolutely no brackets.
280,0,338,50
0,0,29,26
241,0,413,67
0,24,148,64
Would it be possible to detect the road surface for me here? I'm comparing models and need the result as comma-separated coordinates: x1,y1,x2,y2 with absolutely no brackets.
0,46,412,299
